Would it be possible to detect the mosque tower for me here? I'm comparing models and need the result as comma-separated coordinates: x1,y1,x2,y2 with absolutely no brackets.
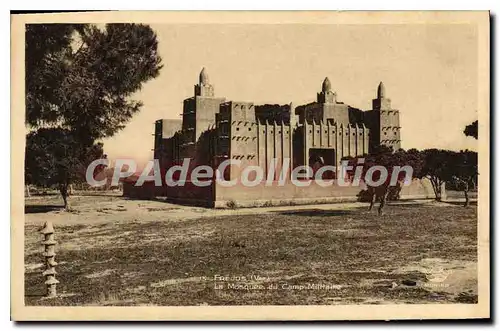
371,82,401,151
194,67,215,97
317,77,337,104
372,81,391,111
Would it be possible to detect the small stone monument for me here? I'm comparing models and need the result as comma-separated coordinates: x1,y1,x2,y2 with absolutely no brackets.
40,221,59,298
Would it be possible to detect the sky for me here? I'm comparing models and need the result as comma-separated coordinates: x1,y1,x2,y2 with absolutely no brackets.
102,23,479,165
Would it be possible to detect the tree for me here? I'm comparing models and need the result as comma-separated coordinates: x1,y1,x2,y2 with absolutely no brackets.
25,128,105,208
25,24,163,209
344,146,424,216
448,150,478,207
421,149,455,201
418,149,478,205
457,121,479,206
464,120,478,140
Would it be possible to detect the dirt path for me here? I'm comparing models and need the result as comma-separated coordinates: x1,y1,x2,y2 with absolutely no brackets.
23,195,447,226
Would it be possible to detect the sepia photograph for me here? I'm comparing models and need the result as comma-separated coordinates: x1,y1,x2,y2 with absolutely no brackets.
11,11,490,320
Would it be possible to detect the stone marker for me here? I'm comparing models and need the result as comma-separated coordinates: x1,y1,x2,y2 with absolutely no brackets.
40,221,59,298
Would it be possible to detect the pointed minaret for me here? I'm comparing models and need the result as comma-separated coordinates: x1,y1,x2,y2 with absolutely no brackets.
372,81,391,111
370,81,401,152
199,67,209,85
194,67,215,97
322,77,331,93
377,81,386,99
317,77,336,104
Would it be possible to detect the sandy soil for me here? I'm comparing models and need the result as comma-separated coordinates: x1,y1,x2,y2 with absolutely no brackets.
24,194,478,306
24,193,454,226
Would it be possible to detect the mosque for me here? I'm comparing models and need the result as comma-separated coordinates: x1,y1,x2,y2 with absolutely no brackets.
129,68,412,206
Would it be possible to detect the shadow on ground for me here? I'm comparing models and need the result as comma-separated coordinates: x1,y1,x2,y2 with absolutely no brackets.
441,201,478,207
25,205,64,214
273,200,445,217
275,208,357,217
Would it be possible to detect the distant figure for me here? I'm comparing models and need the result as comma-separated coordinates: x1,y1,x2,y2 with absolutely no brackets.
367,181,402,216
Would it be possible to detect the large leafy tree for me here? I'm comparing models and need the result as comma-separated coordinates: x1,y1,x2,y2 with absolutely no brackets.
460,120,478,206
448,150,478,207
420,149,455,201
25,23,163,209
419,118,478,204
344,146,425,215
25,128,105,207
420,149,478,206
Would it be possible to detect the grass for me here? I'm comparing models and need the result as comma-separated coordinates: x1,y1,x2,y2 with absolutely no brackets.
25,203,477,306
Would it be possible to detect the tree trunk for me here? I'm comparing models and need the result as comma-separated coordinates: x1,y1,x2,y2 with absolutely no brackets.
429,177,441,201
435,181,442,201
368,187,376,211
59,184,70,210
464,182,470,207
378,190,389,216
431,180,443,201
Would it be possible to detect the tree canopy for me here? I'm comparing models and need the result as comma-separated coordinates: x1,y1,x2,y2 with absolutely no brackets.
464,120,478,140
344,146,424,185
343,146,477,210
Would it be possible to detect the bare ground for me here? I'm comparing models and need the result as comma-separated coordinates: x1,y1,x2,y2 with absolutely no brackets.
24,194,477,306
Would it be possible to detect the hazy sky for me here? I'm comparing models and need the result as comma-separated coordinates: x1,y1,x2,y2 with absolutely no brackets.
103,23,478,164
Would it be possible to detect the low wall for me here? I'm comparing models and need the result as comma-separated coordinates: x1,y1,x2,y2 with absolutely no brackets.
163,181,215,207
214,178,436,208
123,181,161,199
124,177,437,208
400,178,436,199
214,180,363,208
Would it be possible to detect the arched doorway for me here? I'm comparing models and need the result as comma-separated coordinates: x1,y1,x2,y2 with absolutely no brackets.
308,148,336,179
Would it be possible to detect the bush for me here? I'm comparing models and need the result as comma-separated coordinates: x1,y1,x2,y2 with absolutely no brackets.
226,200,237,209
